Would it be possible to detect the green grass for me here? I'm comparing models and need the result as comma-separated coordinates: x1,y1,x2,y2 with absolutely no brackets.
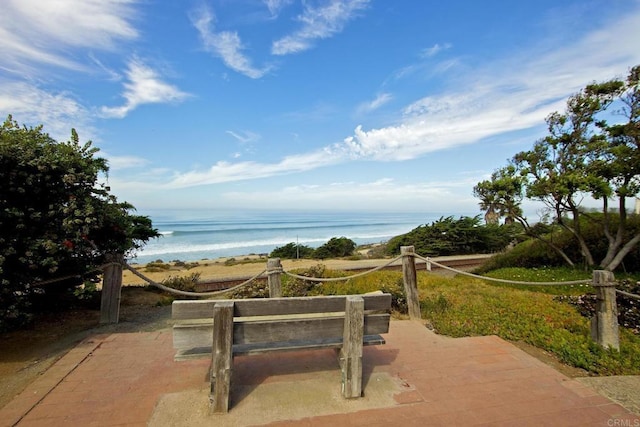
289,264,640,375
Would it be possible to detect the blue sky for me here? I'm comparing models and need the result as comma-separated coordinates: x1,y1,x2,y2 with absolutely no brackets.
2,0,640,219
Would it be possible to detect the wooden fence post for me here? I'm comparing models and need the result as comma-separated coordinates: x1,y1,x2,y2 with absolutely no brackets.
267,258,283,298
100,252,124,324
401,246,421,320
590,270,619,351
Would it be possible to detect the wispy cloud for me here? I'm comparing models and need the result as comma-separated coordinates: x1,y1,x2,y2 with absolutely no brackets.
263,0,294,18
220,177,477,211
421,43,452,58
342,8,640,161
0,0,138,75
167,146,344,188
0,81,93,141
164,6,640,188
226,130,261,144
104,154,150,171
100,58,190,118
191,6,271,79
356,93,392,114
272,0,369,55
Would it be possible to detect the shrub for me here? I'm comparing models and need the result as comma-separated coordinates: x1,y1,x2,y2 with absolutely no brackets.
386,216,518,256
270,242,315,259
314,237,356,259
161,273,201,294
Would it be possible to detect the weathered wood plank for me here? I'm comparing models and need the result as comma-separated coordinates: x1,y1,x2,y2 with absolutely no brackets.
174,314,389,350
210,301,233,413
174,335,386,360
341,296,364,398
172,294,392,320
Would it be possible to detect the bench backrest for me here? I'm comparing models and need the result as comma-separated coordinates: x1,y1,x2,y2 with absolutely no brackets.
173,294,391,353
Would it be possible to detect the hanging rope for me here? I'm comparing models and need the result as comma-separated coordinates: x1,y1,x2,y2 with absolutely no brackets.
123,262,267,298
282,255,403,282
415,254,592,286
30,263,120,287
616,288,640,300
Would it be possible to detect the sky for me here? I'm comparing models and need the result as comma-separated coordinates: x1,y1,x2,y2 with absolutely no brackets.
1,0,640,219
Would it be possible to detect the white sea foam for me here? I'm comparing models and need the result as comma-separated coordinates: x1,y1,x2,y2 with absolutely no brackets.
130,210,461,263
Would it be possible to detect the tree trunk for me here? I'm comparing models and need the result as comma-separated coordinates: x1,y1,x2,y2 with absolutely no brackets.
604,232,640,271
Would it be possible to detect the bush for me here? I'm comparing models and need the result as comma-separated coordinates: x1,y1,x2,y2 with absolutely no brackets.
386,216,518,256
270,242,315,259
161,273,201,295
314,237,356,259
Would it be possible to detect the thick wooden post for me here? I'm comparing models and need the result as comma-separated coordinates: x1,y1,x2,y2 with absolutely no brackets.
401,246,421,320
267,258,283,298
340,296,364,398
211,301,234,413
100,253,124,324
590,270,619,351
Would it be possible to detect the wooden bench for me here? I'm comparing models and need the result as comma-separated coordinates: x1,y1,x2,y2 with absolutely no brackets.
172,293,392,413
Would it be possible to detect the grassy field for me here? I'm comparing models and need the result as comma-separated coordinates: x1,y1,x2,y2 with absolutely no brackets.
281,265,640,376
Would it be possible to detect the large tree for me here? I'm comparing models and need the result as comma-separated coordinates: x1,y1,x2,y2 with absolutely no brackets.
474,65,640,271
0,116,158,329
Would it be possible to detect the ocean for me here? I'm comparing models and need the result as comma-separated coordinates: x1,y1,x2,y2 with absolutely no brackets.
129,210,459,264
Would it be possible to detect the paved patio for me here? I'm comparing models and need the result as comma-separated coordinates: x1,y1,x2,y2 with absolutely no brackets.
1,320,638,426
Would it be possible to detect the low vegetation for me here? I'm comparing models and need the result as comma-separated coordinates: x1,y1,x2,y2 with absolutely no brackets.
268,264,640,376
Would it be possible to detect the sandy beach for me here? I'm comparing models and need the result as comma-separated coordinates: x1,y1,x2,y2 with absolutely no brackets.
121,253,492,287
122,254,405,286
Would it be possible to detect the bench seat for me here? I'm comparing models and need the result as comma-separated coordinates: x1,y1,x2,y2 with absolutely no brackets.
172,293,392,413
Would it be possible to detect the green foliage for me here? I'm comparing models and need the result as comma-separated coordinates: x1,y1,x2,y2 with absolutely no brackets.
271,237,357,260
161,273,201,293
385,216,518,256
477,213,640,273
281,266,408,313
0,116,159,331
418,273,640,375
314,237,356,259
269,242,315,259
474,65,640,271
145,262,171,272
275,263,640,374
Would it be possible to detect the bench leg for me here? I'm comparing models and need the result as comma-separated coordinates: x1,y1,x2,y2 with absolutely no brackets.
340,296,364,398
211,301,234,413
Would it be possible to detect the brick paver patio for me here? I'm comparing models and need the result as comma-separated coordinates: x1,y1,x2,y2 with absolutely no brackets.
1,320,638,426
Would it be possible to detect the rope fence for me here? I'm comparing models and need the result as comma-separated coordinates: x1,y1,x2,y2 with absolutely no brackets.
29,245,640,350
417,255,592,286
123,263,268,298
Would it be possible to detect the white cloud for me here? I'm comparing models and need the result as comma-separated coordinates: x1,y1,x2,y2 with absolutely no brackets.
100,58,190,118
272,0,369,55
356,93,392,114
131,5,640,192
104,154,150,171
0,81,93,141
263,0,294,18
226,130,261,144
191,6,271,79
220,177,477,211
0,0,138,75
342,9,640,161
421,43,452,58
166,146,344,188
